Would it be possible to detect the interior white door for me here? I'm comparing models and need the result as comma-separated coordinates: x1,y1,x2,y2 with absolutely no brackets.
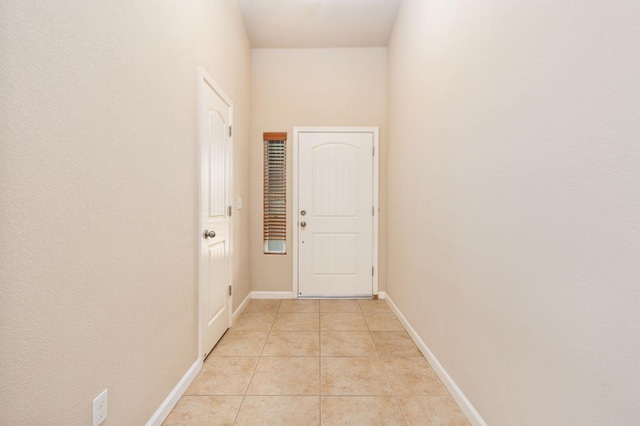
199,68,232,358
298,132,374,297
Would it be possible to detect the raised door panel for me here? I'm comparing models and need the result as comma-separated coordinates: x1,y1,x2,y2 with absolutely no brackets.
311,144,359,218
207,241,228,325
208,111,227,219
312,233,359,276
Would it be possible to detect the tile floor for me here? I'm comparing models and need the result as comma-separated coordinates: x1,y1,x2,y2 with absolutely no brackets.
164,299,470,425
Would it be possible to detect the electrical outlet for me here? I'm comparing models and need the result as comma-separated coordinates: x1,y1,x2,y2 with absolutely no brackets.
93,389,108,426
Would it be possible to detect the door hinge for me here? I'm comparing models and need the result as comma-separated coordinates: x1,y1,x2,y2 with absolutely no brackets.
228,206,232,216
229,125,232,137
372,206,375,217
372,145,375,156
372,266,375,277
228,285,232,296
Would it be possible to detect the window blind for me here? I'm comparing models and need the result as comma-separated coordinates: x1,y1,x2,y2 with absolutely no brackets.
263,132,287,254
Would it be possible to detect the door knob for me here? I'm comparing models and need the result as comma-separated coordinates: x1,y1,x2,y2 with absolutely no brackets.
300,221,307,227
203,230,216,239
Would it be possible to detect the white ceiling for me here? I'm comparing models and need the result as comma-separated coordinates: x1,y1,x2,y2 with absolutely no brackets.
237,0,403,48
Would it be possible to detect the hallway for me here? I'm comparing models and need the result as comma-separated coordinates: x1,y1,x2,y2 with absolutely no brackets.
164,299,469,425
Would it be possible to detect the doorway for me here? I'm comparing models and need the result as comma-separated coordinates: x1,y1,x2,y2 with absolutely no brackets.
293,127,379,298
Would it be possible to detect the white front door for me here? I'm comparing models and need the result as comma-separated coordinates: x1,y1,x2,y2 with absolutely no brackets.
296,130,376,297
198,67,232,358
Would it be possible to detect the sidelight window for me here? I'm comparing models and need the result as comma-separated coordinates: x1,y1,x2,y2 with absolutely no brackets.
263,132,287,254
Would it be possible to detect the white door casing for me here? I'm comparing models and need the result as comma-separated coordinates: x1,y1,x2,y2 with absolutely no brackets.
198,66,232,358
294,128,379,298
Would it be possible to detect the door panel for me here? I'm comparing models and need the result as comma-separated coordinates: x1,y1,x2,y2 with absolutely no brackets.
207,241,227,324
312,144,359,217
208,111,227,218
312,234,358,275
199,68,231,358
298,132,373,297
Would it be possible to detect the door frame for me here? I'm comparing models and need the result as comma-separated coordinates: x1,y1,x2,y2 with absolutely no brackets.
292,127,379,298
197,65,233,360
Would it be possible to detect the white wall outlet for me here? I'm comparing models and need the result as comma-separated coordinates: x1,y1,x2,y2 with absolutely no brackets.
93,389,108,425
237,197,242,210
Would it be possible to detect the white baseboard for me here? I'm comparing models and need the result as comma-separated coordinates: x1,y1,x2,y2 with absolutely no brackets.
377,291,386,299
252,291,294,299
233,291,252,324
146,358,203,426
385,294,487,426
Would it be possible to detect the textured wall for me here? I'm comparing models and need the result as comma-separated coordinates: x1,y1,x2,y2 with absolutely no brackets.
0,0,251,423
249,48,388,294
387,0,640,424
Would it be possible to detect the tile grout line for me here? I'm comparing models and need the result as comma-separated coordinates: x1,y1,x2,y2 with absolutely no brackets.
231,301,279,425
366,300,410,426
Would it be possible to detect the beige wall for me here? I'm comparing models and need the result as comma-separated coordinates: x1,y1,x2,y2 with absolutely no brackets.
387,0,640,424
0,0,251,424
250,48,388,294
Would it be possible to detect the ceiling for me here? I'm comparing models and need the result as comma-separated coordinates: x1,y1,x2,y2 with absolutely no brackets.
237,0,403,48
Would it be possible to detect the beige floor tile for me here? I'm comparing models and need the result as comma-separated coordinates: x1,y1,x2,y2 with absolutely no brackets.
244,299,282,313
262,331,320,356
321,396,405,426
235,396,320,426
320,331,377,357
363,312,404,331
382,357,449,396
247,357,319,395
279,299,320,312
211,331,268,357
233,312,276,332
272,312,320,331
168,300,470,424
398,396,470,426
320,299,361,313
185,357,258,396
321,357,393,396
358,299,391,312
163,396,242,426
320,313,368,331
371,331,422,357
